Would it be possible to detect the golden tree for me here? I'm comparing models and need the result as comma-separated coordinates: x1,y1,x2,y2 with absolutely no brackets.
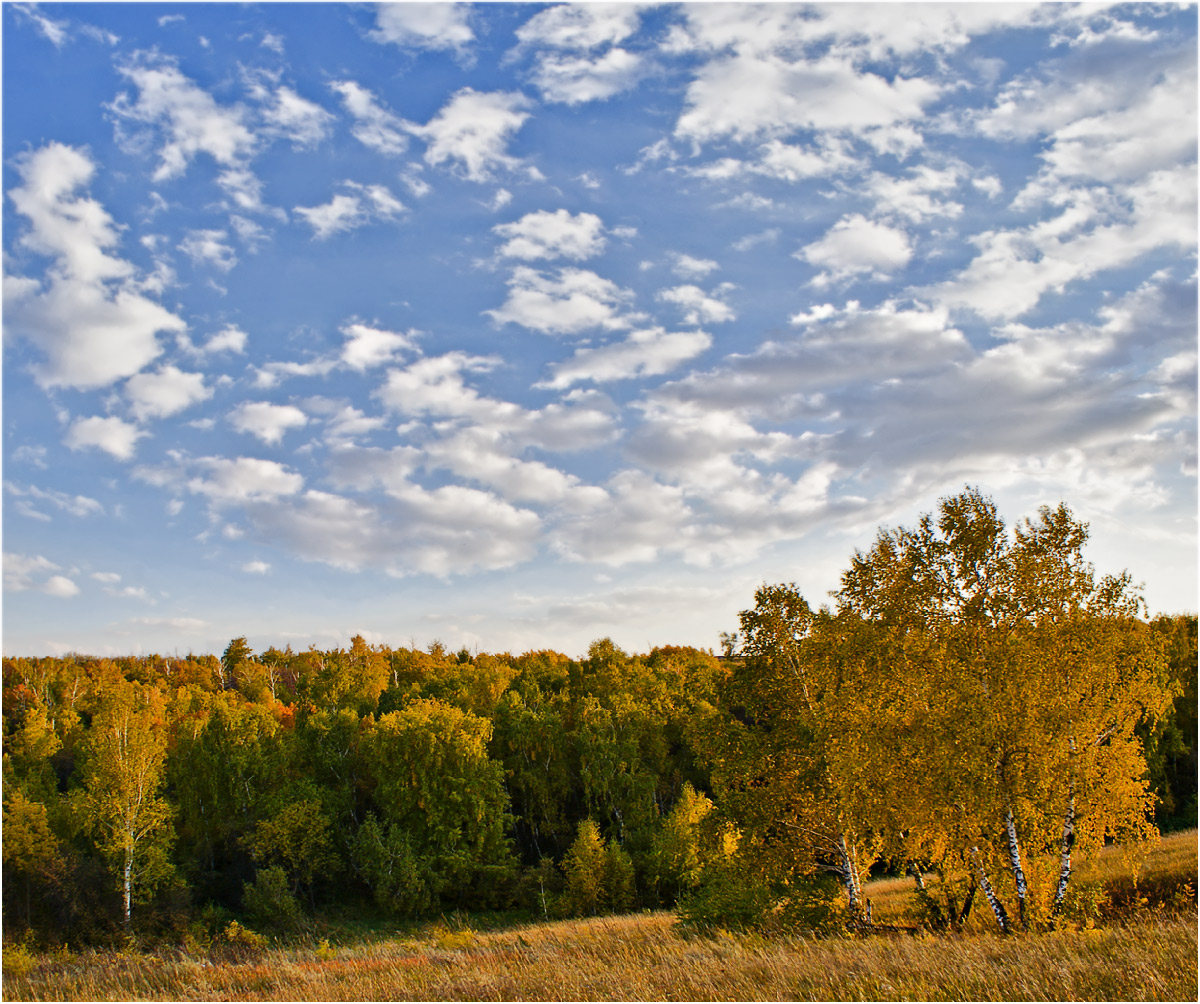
77,682,172,928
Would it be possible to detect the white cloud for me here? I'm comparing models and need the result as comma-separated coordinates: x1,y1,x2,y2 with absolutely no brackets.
798,214,913,285
340,322,416,370
4,553,61,592
515,4,641,50
539,327,712,389
933,165,1197,320
330,79,408,156
658,284,736,325
203,324,248,354
43,575,80,598
179,228,237,271
110,53,256,183
253,80,334,148
125,365,212,421
551,469,695,566
8,143,131,284
65,415,146,461
184,456,305,503
493,209,607,261
12,3,68,45
530,48,644,105
487,266,636,335
5,483,104,520
248,485,541,577
229,401,309,445
670,253,719,279
376,352,509,421
5,145,186,389
294,193,366,239
294,182,404,239
864,164,964,222
243,560,271,574
675,53,938,145
371,3,474,54
409,88,533,182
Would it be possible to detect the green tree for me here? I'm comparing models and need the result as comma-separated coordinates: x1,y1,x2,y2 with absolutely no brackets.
359,699,514,908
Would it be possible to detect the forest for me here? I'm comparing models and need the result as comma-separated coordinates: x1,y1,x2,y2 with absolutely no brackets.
3,489,1196,949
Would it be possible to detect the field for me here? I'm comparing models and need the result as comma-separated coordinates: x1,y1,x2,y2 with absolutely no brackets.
4,830,1196,1002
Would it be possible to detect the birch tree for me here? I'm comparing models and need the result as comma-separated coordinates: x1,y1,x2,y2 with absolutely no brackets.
835,487,1171,931
78,682,172,928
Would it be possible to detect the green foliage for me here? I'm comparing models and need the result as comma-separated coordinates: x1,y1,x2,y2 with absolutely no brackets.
349,813,433,916
359,699,515,906
245,796,338,897
558,819,609,916
558,818,637,917
242,865,302,931
675,852,776,934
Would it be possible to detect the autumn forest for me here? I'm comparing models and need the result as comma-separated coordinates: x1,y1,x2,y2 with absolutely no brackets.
3,489,1196,950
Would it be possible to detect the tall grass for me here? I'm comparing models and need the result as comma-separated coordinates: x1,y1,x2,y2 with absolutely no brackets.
6,831,1195,1002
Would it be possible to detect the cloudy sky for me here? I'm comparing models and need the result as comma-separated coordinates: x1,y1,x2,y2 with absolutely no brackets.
3,2,1196,659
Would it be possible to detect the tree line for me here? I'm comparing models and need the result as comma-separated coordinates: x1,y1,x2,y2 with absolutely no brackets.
3,488,1195,943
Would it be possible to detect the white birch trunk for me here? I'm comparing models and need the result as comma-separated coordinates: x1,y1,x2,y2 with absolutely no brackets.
836,833,864,919
1051,792,1076,916
123,851,133,928
972,846,1011,934
1004,807,1029,929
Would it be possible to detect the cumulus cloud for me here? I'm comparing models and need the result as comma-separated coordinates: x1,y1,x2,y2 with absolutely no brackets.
370,3,474,55
246,485,541,577
529,48,644,105
932,165,1196,319
408,88,533,181
486,266,635,335
178,228,236,270
493,209,607,261
798,214,913,285
330,79,408,156
658,284,736,325
125,365,212,421
675,52,938,145
251,78,334,148
229,401,309,445
515,4,641,50
110,53,256,185
4,144,187,390
183,456,305,503
294,181,404,239
538,327,713,390
340,322,417,370
65,415,146,461
202,324,248,354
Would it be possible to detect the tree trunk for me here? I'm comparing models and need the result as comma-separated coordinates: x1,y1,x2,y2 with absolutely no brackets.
957,879,977,929
1004,807,1029,929
836,833,866,921
908,864,946,928
123,851,133,929
972,847,1010,934
1051,791,1076,917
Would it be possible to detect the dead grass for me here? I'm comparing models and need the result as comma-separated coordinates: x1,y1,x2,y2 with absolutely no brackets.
5,830,1195,1002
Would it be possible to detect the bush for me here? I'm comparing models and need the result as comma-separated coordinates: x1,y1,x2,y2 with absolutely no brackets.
243,865,302,931
675,853,775,934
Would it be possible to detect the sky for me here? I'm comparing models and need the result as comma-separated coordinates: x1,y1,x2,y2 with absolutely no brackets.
2,2,1196,660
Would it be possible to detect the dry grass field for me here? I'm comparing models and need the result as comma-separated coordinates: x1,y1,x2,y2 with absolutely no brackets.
4,830,1196,1002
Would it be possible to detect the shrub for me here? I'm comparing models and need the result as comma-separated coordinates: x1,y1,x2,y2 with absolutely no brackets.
243,865,302,931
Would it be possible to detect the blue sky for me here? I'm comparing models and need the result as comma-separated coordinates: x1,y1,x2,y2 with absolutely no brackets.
3,2,1196,658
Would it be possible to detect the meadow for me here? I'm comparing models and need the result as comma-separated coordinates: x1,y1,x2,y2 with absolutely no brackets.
5,829,1195,1002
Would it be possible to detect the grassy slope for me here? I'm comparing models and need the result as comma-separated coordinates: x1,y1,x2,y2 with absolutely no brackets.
5,830,1196,1002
